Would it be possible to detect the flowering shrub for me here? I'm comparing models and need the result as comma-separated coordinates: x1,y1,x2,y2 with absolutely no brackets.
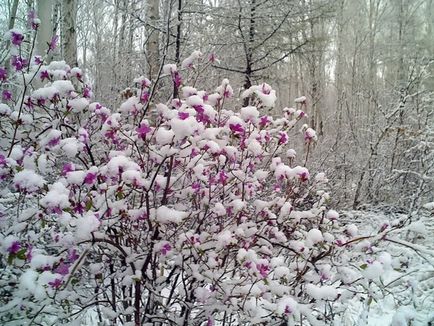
0,20,424,326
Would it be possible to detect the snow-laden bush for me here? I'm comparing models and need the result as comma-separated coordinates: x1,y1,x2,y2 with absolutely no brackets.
0,19,429,326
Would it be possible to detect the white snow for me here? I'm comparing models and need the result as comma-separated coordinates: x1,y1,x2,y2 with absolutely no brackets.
294,96,306,103
40,182,70,209
75,214,100,240
155,128,175,145
13,169,45,192
307,229,324,244
68,97,89,112
155,206,188,224
306,283,338,301
240,106,260,122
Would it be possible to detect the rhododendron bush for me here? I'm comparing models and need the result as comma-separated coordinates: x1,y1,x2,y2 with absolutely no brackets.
0,25,424,326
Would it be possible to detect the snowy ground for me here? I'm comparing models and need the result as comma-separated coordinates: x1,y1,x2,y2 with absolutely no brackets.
337,208,434,326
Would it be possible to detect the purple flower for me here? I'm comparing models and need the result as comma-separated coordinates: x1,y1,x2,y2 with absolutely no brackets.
161,243,172,255
79,128,89,144
49,35,59,51
278,131,288,145
171,99,182,108
192,181,201,193
136,123,151,139
27,10,39,30
11,56,28,71
2,90,12,101
47,136,60,147
62,163,75,176
190,148,199,158
54,262,69,275
33,56,43,65
48,278,62,289
208,53,217,63
297,171,310,182
259,116,270,128
178,112,189,120
0,67,7,81
83,85,92,98
218,171,228,185
257,263,270,278
284,305,293,315
261,83,271,95
67,249,79,263
40,70,50,81
26,244,33,261
140,91,149,104
229,123,244,135
10,31,24,46
172,71,182,88
7,241,21,254
73,202,85,214
0,154,7,167
84,172,97,185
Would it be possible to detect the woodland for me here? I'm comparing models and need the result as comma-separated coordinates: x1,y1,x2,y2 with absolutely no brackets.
0,0,433,325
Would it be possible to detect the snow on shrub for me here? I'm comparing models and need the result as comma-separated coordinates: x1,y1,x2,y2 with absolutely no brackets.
0,16,427,326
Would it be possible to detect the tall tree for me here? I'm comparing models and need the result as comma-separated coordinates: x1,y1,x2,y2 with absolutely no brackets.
62,0,78,67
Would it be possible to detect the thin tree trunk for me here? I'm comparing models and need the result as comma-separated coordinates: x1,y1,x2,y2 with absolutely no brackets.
146,0,160,80
62,0,78,67
37,0,54,57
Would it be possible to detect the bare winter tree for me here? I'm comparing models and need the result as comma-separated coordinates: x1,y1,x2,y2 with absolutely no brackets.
62,0,78,67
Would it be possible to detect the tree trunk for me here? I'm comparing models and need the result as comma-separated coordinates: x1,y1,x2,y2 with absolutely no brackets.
243,0,256,107
62,0,78,67
37,0,54,57
146,0,160,80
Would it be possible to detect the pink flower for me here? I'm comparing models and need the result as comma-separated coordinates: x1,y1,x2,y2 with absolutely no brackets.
172,98,182,108
40,70,50,81
27,10,39,30
257,263,270,278
297,171,310,182
84,172,97,185
79,128,89,144
7,241,21,254
33,55,43,65
10,31,24,46
54,262,69,275
172,71,182,88
192,181,201,193
11,56,28,71
178,112,189,120
48,278,62,289
229,123,244,135
140,91,149,104
218,171,228,185
0,67,7,81
47,136,60,147
278,132,289,145
136,123,151,139
284,305,293,315
208,53,217,63
83,85,92,98
261,83,271,95
2,90,12,101
0,154,7,167
67,249,79,263
259,116,270,128
49,35,59,51
62,163,75,176
161,243,172,255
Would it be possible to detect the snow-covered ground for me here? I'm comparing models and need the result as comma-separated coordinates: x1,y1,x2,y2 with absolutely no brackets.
337,208,434,326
